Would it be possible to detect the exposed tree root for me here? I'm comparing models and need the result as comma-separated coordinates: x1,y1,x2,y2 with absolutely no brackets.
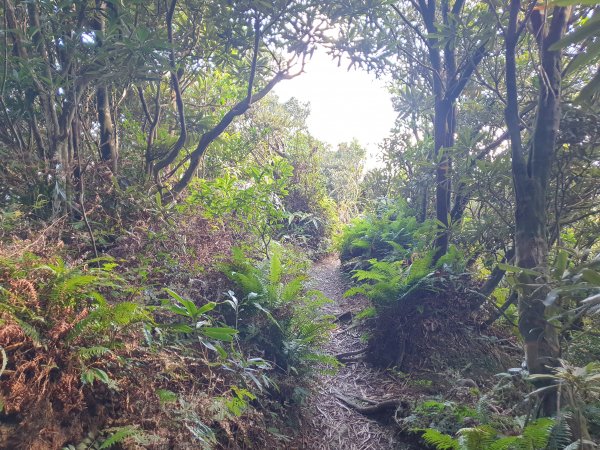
332,390,408,416
335,348,367,362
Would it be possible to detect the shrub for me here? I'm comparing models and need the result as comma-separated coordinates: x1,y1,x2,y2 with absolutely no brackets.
221,244,337,376
339,202,434,271
185,159,293,256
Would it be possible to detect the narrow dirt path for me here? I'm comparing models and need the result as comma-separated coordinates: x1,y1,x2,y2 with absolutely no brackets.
294,256,416,450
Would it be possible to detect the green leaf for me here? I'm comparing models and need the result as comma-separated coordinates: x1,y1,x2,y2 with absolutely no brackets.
156,389,178,404
421,428,459,449
169,323,195,333
581,268,600,286
201,326,238,342
196,301,217,315
282,277,303,302
576,68,600,103
269,245,283,285
164,288,186,305
253,302,282,330
99,426,140,449
566,39,600,74
112,302,139,325
550,13,600,50
497,263,541,277
553,249,569,279
81,367,114,387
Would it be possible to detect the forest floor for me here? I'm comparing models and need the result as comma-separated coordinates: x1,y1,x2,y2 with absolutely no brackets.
294,256,419,450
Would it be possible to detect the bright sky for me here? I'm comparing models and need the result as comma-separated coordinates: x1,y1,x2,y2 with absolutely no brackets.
273,48,397,166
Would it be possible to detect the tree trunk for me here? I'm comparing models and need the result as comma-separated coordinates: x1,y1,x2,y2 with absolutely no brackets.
97,85,117,172
516,4,568,416
414,0,485,263
94,0,117,172
505,2,592,444
432,98,453,261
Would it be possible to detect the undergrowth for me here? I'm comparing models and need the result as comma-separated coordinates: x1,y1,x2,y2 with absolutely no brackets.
0,237,332,448
0,254,148,414
403,389,576,450
221,244,338,376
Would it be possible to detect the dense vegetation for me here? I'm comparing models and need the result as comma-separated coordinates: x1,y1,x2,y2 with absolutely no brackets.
1,0,599,449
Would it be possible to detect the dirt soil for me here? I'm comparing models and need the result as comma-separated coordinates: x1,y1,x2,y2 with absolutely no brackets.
293,256,419,450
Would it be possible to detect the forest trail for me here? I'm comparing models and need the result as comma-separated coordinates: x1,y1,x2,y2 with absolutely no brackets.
295,255,415,450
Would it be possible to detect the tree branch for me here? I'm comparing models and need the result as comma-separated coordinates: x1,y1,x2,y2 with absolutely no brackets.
444,42,487,102
152,0,187,177
390,4,428,44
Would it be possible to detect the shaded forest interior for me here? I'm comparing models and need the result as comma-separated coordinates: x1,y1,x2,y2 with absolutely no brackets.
1,0,600,449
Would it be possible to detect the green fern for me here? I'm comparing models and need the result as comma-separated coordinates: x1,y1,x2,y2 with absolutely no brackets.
14,317,42,345
81,367,118,390
486,418,555,450
355,306,377,320
457,426,497,450
405,252,434,285
78,346,113,361
269,244,283,285
521,418,555,449
98,426,141,449
156,389,178,404
223,248,336,375
229,271,263,299
488,436,521,450
282,277,305,302
546,416,572,450
422,428,459,449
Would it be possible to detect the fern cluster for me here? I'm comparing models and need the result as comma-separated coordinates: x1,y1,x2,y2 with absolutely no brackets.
339,202,466,308
339,203,432,270
222,244,337,375
414,394,580,450
0,253,154,414
0,255,149,347
422,417,557,450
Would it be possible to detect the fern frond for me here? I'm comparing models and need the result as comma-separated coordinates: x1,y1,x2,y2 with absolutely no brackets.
78,346,112,361
282,277,304,302
269,244,283,285
230,272,263,297
457,425,497,450
488,436,520,450
351,239,372,250
421,428,459,450
15,318,42,344
521,417,555,448
405,252,434,285
112,301,145,325
546,416,572,450
99,426,141,449
343,286,367,298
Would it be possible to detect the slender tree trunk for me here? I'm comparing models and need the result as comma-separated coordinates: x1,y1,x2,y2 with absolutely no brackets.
97,85,117,172
414,0,485,263
505,2,591,444
516,4,567,416
416,0,452,261
94,0,117,172
432,98,453,261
